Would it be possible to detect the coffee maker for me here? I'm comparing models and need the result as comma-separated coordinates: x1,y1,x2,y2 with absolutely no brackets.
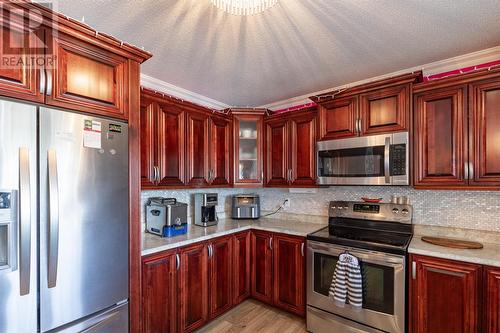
193,193,219,227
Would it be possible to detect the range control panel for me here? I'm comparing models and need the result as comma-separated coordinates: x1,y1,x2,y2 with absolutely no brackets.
329,200,413,224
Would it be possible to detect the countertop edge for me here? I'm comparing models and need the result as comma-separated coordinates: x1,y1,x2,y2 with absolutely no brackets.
408,244,500,267
142,224,324,257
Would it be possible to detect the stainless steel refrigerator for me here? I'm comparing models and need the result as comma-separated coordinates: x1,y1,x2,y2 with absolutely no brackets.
0,99,129,332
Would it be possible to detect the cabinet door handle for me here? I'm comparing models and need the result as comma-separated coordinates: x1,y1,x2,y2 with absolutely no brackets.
175,254,180,270
39,68,46,94
301,242,305,257
469,162,474,181
269,237,273,250
46,69,53,96
412,261,416,280
358,118,362,135
208,244,213,258
464,162,469,181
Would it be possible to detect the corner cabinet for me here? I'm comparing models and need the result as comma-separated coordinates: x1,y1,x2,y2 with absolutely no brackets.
413,70,500,189
251,230,274,304
409,255,482,333
231,109,266,187
264,108,317,187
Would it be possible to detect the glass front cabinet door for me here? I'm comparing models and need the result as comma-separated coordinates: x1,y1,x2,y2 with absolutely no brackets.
231,109,266,186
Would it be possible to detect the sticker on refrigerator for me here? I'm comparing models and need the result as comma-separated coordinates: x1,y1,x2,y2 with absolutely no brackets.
109,123,122,133
83,120,102,149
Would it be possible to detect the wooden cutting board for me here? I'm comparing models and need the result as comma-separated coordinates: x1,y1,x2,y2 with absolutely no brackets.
421,236,483,249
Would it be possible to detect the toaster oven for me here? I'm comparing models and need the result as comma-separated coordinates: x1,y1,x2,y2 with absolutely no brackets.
231,194,260,219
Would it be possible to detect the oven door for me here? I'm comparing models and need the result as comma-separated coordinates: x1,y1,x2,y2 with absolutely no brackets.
307,240,405,333
316,132,408,186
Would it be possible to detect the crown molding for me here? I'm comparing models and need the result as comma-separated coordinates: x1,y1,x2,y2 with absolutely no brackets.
140,74,230,110
260,45,500,111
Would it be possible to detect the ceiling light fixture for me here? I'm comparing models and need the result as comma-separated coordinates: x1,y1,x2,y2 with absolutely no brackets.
210,0,278,16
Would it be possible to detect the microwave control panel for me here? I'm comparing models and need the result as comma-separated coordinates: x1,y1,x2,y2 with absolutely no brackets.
390,144,406,176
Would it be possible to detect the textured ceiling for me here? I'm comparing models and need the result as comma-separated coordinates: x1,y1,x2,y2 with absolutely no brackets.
57,0,500,106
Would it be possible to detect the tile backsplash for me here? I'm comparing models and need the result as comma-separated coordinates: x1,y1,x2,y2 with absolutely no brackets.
141,187,500,232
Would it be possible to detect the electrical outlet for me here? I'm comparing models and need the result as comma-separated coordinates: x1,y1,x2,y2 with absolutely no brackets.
284,198,291,209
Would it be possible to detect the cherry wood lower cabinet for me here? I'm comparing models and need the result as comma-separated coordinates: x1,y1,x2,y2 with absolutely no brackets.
141,231,306,332
484,266,500,333
251,230,274,304
142,251,178,333
233,231,251,305
178,242,209,333
208,235,234,319
410,254,482,333
251,230,306,316
272,234,306,316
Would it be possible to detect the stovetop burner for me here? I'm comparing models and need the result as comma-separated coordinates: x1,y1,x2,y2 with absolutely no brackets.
307,201,414,255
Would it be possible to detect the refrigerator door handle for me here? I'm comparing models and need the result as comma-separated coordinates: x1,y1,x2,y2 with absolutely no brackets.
48,149,60,288
19,147,31,296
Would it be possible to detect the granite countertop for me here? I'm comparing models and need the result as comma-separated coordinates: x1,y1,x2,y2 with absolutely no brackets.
142,217,326,256
409,225,500,267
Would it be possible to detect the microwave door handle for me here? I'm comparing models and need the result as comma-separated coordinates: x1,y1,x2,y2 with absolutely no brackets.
384,137,391,184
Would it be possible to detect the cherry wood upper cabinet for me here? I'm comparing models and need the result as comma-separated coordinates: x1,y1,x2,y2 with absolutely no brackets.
46,31,129,119
233,231,251,305
265,118,289,186
209,115,232,187
140,92,186,188
264,109,318,187
360,84,409,135
272,234,305,317
178,242,209,333
318,96,358,140
0,17,44,103
141,251,177,333
484,266,500,333
157,102,186,187
186,110,210,187
469,78,500,186
140,99,156,187
231,109,266,187
414,86,468,187
410,254,481,333
251,230,274,304
208,236,233,319
289,111,317,186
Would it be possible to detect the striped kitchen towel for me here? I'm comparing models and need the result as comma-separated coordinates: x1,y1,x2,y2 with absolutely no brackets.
329,253,363,308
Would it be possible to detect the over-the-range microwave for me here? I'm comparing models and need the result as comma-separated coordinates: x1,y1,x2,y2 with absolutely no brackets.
316,132,409,186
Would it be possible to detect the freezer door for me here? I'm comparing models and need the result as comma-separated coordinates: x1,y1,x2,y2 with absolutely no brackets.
0,100,38,333
56,302,129,333
39,108,129,332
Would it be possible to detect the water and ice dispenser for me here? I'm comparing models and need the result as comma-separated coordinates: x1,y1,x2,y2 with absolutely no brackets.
0,190,16,272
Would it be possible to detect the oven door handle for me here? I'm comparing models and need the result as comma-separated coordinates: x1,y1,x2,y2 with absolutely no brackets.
384,136,391,184
308,242,405,266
